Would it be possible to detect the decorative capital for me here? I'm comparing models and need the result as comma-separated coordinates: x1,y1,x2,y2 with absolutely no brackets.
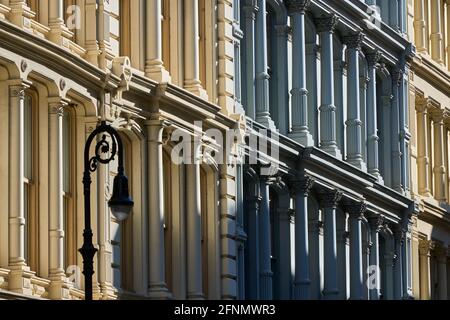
320,190,343,209
418,240,434,256
290,176,315,196
366,51,381,67
343,32,365,50
346,201,367,218
369,215,385,232
315,15,339,33
286,0,311,14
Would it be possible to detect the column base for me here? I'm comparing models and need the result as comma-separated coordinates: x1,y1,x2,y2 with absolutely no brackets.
347,158,367,172
98,282,117,300
184,83,209,101
48,24,73,48
187,292,206,300
148,283,172,299
322,288,340,300
8,265,35,296
145,66,172,83
293,280,311,300
289,131,314,147
255,115,277,131
48,273,71,300
320,145,342,159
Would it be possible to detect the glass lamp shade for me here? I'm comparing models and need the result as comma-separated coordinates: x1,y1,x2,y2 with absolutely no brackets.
108,170,134,221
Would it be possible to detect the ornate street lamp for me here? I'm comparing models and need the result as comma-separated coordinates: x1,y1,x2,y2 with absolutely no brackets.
79,121,133,301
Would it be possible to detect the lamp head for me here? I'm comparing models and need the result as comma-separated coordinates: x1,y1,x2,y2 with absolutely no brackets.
108,167,133,221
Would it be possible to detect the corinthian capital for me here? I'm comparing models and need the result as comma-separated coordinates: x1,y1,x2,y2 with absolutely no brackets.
315,15,339,33
290,176,315,197
286,0,311,14
366,51,381,67
346,201,367,218
319,190,343,209
343,32,365,50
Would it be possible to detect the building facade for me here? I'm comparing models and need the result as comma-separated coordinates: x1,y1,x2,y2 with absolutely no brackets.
0,0,447,300
407,0,450,300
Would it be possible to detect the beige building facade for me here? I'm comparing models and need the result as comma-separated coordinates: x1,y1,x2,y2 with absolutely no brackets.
0,0,241,299
408,0,450,300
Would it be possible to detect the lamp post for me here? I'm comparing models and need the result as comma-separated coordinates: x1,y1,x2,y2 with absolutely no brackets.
79,121,134,301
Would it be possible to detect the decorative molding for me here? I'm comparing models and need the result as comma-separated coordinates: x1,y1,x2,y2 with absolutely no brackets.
345,201,367,218
290,176,315,197
315,15,339,33
343,32,365,50
366,51,381,67
286,0,311,14
319,190,343,209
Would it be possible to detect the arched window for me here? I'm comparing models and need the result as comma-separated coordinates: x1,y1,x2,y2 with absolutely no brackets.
23,92,38,274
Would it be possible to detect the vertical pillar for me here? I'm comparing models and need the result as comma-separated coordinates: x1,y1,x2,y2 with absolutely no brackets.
85,0,99,66
347,202,366,300
344,32,366,171
436,246,448,300
241,2,257,120
48,0,72,45
416,97,432,196
414,0,427,52
368,216,383,300
432,110,447,201
393,228,404,299
430,0,444,64
391,70,403,193
366,52,382,182
320,190,343,299
286,0,314,146
186,162,204,299
418,240,432,299
146,116,171,298
184,0,208,99
274,24,290,135
145,0,171,82
259,176,273,299
246,193,261,299
316,15,341,158
48,99,68,299
389,0,399,31
446,0,450,69
292,177,315,299
8,0,34,29
275,207,293,299
254,0,275,129
8,81,34,295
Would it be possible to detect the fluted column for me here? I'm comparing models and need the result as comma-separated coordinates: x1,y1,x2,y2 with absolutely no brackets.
344,33,366,170
48,0,71,45
432,110,447,201
430,0,444,64
320,190,343,299
368,216,383,300
418,240,432,300
414,0,427,52
366,52,382,182
347,202,366,300
246,194,261,299
316,15,341,158
146,116,171,298
48,100,66,299
8,81,34,295
274,24,290,135
416,97,432,196
184,0,208,99
8,82,28,269
186,162,204,299
287,0,313,146
393,228,404,300
145,0,171,82
259,176,273,299
242,2,257,120
292,177,315,299
391,70,403,193
254,0,275,129
436,246,448,300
